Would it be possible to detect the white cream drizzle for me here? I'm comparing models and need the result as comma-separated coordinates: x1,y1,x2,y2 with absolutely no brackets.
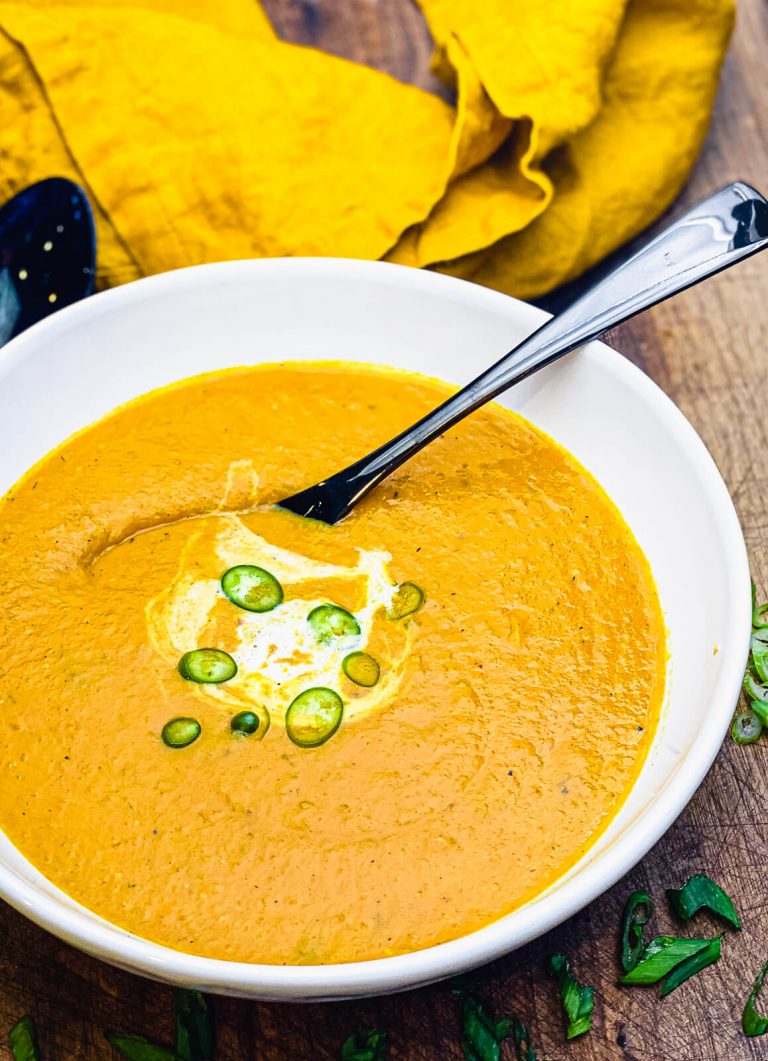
146,500,413,729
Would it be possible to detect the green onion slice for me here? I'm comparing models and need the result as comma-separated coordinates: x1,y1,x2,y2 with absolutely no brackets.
9,1016,41,1061
620,890,654,973
342,651,380,687
743,958,768,1037
666,874,741,930
221,565,283,613
732,708,763,745
162,717,201,749
105,1033,176,1061
340,1028,388,1061
619,935,715,985
230,708,269,739
179,648,237,684
307,604,361,645
173,988,213,1061
752,580,768,629
387,582,425,621
659,936,721,997
457,992,511,1061
286,687,343,748
549,953,594,1039
511,1017,537,1061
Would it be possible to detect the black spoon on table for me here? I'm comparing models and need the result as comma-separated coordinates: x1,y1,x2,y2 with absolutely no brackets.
278,180,768,525
0,177,96,346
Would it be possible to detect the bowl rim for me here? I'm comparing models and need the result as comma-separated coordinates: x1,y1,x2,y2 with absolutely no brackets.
0,256,751,998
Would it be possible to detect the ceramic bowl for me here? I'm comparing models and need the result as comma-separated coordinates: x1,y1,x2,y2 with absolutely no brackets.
0,258,750,999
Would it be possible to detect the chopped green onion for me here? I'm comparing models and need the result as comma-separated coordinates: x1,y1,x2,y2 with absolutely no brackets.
619,935,715,986
549,953,594,1039
457,992,511,1061
286,687,343,747
342,651,380,687
387,582,425,620
105,1034,175,1061
230,709,268,737
731,709,763,745
307,604,361,645
173,989,213,1061
743,958,768,1037
9,1016,41,1061
162,717,201,749
178,648,237,684
340,1028,388,1060
752,580,768,629
659,936,721,997
620,890,654,973
511,1017,537,1061
221,564,283,613
666,874,741,930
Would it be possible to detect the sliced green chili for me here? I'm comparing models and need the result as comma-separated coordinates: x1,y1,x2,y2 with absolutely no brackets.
753,579,768,629
620,889,654,973
9,1016,41,1061
162,717,201,749
387,582,425,620
105,1034,175,1061
286,687,343,747
230,709,269,739
619,935,715,986
666,874,741,930
659,936,721,997
745,670,768,702
731,708,763,745
752,699,768,727
457,992,511,1061
342,651,380,687
173,988,213,1061
511,1017,537,1061
340,1028,388,1061
752,633,768,684
549,953,594,1039
307,604,361,645
743,958,768,1037
221,565,283,613
178,648,237,684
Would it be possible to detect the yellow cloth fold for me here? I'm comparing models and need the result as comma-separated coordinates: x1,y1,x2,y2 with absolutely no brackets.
0,0,733,299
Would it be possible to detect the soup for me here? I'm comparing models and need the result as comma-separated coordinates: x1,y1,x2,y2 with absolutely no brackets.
0,363,665,964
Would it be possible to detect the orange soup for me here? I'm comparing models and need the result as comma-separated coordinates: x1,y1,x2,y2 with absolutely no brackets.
0,363,665,964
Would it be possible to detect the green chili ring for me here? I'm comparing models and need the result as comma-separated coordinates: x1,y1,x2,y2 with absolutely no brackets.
230,706,270,740
162,716,201,748
307,604,361,645
342,651,380,687
179,648,237,684
222,564,283,613
387,581,425,620
286,687,344,748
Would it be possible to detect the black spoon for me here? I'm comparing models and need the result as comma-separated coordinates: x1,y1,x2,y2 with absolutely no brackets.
279,180,768,525
0,177,96,346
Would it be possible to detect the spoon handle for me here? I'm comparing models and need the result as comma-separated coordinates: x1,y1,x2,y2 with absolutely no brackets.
281,181,768,523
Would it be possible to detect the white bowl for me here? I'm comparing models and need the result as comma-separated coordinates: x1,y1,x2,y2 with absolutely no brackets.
0,258,750,1000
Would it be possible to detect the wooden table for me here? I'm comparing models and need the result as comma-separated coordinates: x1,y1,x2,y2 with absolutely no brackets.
2,2,768,1058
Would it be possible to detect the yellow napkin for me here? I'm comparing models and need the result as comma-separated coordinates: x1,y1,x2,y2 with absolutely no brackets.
0,0,733,298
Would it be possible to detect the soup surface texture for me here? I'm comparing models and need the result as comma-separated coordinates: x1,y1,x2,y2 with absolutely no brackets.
0,363,665,964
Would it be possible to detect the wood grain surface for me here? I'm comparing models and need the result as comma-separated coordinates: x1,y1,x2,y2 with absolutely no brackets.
2,1,768,1058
